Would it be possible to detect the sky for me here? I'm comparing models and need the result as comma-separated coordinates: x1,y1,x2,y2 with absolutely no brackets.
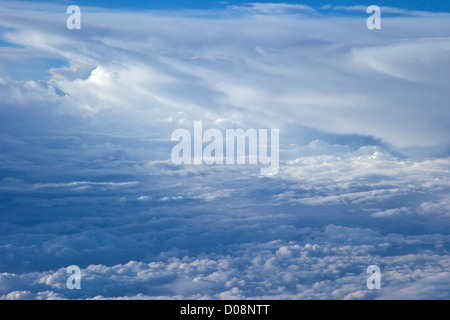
0,1,449,300
11,0,450,12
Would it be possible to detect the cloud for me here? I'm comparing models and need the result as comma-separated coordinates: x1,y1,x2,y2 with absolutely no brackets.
0,1,449,300
1,232,449,299
229,3,316,15
1,2,450,153
328,5,450,17
1,137,449,298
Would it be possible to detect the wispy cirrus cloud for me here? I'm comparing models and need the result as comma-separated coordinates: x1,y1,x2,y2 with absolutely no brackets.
327,5,450,17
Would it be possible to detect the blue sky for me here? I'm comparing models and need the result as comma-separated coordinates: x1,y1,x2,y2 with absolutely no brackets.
16,0,450,12
0,1,449,300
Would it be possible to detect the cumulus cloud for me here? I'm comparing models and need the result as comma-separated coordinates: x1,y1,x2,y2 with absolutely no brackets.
0,1,449,300
1,232,449,299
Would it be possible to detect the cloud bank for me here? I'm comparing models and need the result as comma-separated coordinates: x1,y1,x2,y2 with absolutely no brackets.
0,2,449,299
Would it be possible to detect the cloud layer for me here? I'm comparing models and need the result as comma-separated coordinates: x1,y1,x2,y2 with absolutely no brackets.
0,2,449,299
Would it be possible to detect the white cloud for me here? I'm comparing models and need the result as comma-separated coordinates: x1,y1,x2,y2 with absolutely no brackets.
0,2,449,300
229,3,316,14
329,5,450,17
1,233,449,299
1,2,450,152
